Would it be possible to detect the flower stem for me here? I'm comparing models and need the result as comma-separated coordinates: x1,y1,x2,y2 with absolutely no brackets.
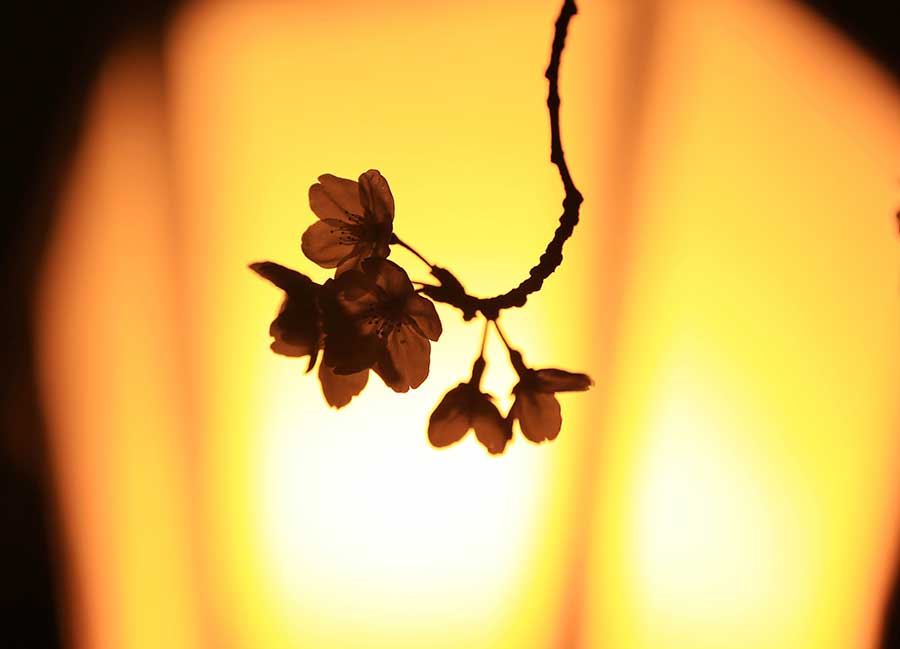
492,319,514,353
493,319,527,373
391,234,433,268
479,318,490,358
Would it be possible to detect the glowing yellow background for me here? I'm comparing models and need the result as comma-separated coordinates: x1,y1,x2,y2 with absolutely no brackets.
37,1,900,648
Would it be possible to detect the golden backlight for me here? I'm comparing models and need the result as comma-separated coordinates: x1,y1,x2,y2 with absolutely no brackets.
37,1,900,649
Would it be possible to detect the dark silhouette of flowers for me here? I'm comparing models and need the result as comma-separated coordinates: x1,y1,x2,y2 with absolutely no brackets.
251,256,441,405
250,261,369,408
301,170,394,276
428,358,511,455
507,350,592,444
249,261,321,371
321,258,442,392
251,1,589,453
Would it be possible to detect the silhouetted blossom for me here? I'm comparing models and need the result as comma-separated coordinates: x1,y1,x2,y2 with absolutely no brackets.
249,261,322,372
301,170,394,276
321,258,442,392
250,261,371,408
250,3,589,451
508,350,592,443
428,358,511,454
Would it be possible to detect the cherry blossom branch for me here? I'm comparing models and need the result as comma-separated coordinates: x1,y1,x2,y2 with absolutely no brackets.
417,0,582,321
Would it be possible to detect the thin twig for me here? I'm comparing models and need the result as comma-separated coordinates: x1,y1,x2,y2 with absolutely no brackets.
420,0,582,321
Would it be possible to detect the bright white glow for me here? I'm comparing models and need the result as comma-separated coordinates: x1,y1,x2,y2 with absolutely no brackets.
254,331,554,646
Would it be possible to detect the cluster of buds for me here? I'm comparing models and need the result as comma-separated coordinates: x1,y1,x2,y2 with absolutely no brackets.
252,169,591,454
428,327,592,455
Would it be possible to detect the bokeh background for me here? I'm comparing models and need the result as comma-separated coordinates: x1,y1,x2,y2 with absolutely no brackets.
6,1,900,648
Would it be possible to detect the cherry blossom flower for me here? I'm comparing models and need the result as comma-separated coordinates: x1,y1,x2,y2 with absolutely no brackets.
301,169,394,276
250,261,371,408
249,261,321,371
508,350,592,444
321,258,441,392
428,358,511,455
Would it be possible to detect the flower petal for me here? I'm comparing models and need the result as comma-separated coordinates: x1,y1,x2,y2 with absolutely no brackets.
471,396,511,455
301,220,356,268
334,249,370,277
427,384,472,448
269,300,319,365
322,326,378,375
309,174,364,222
328,272,380,323
511,390,562,443
321,284,379,374
330,266,372,295
533,368,593,393
251,262,321,368
362,258,414,298
373,345,406,392
318,363,369,409
358,169,394,226
269,335,314,358
405,294,442,341
249,261,314,293
386,325,430,391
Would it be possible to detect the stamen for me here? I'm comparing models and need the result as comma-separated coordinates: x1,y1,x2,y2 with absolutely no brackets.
364,310,401,339
329,222,362,245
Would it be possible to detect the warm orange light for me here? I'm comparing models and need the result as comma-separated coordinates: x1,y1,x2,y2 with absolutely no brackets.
37,1,900,649
37,48,201,649
161,1,600,646
587,2,900,648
